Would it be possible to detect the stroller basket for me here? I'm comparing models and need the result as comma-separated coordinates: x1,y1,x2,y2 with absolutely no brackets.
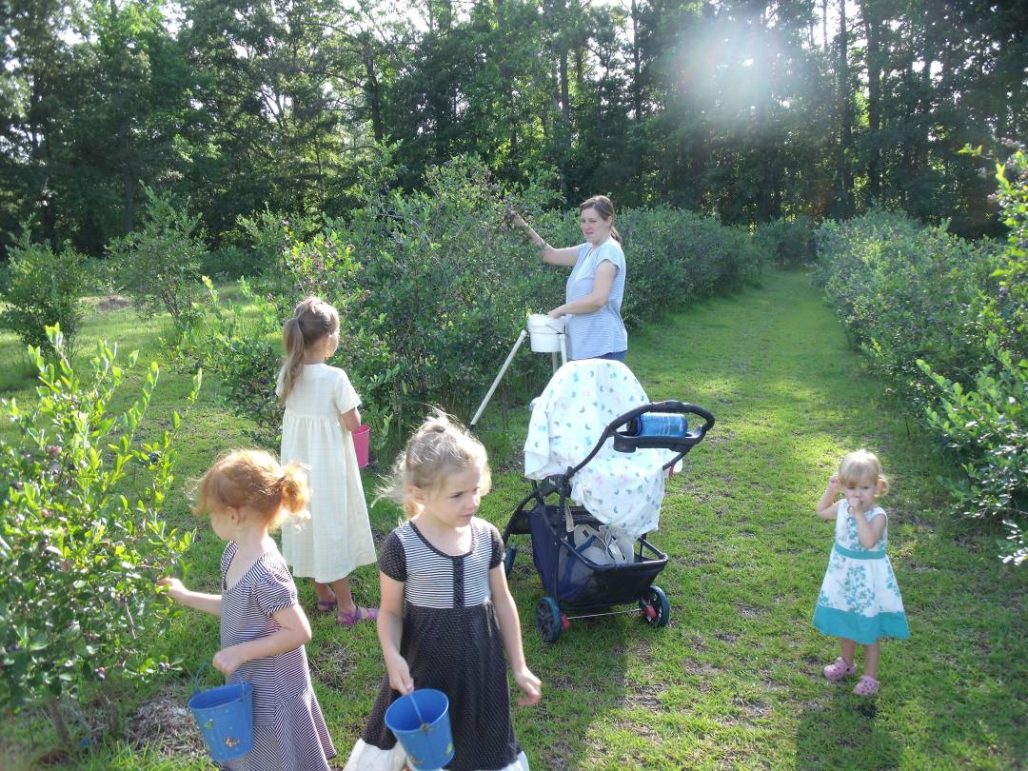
529,503,667,610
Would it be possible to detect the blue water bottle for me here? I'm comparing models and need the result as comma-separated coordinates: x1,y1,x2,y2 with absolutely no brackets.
626,413,688,438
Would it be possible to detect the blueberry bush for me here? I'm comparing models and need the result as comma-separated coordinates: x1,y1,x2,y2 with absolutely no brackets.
180,156,766,456
919,152,1028,565
0,327,199,744
105,187,208,331
0,227,86,356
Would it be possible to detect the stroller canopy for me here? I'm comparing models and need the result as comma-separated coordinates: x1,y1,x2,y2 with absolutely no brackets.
523,359,675,538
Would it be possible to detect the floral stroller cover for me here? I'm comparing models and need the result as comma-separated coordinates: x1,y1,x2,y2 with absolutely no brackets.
523,359,676,539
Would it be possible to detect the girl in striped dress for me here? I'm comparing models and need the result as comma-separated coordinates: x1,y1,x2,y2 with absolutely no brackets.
344,411,542,771
160,449,336,770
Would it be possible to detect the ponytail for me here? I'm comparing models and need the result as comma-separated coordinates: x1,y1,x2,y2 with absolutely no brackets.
277,297,340,405
276,461,311,519
279,317,306,406
193,449,311,532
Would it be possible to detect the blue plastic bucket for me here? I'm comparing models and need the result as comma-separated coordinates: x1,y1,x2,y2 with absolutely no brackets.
384,688,454,770
187,667,254,763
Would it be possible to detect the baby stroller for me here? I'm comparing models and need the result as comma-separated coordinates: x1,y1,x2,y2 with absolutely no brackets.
501,360,714,642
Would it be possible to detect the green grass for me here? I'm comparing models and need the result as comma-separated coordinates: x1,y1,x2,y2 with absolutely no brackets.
2,271,1026,769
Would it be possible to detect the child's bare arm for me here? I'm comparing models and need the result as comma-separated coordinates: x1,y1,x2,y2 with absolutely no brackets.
489,564,541,706
378,572,413,694
851,509,888,549
212,603,312,676
339,406,361,433
158,577,222,616
816,475,841,520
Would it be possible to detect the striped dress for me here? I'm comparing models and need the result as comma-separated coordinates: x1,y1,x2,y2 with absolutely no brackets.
219,542,336,771
344,519,530,771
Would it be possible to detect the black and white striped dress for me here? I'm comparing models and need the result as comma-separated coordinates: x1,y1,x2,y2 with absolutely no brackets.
219,542,336,771
344,519,529,771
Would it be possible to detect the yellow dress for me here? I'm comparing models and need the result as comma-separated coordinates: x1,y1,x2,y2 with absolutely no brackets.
277,363,376,582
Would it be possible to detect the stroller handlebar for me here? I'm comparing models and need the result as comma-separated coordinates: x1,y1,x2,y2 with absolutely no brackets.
612,402,714,449
565,402,716,477
618,401,715,431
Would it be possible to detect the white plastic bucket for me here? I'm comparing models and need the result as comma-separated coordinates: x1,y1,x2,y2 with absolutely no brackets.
527,314,565,353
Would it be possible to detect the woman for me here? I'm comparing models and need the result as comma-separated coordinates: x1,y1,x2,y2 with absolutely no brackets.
511,195,628,361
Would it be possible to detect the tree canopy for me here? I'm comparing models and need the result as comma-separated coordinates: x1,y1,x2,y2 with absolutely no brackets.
2,0,1025,255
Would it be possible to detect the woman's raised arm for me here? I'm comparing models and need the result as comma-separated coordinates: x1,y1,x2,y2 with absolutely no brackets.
510,209,579,267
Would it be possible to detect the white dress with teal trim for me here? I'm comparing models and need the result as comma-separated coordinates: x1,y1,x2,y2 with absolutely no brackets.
812,501,910,645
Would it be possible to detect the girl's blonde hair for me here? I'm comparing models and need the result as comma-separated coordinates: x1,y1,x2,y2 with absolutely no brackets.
379,410,492,518
580,194,622,243
278,296,340,405
193,449,309,531
838,449,890,494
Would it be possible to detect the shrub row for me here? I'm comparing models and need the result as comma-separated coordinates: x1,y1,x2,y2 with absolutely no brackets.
813,153,1027,565
812,210,1001,398
618,206,764,326
180,156,767,454
755,215,816,268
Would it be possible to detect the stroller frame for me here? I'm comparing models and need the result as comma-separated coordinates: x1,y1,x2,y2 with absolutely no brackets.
502,400,714,642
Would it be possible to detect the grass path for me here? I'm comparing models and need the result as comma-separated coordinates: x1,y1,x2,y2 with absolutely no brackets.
4,270,1026,769
491,269,1026,769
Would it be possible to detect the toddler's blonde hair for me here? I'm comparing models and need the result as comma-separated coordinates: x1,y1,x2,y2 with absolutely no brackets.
193,449,309,530
838,449,890,494
379,409,491,518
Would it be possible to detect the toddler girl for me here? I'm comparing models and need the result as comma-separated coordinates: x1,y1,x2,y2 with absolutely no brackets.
278,296,377,626
344,411,542,771
813,449,910,696
159,449,335,770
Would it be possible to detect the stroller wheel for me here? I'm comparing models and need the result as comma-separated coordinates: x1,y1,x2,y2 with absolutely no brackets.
536,596,563,643
640,585,670,628
503,546,517,578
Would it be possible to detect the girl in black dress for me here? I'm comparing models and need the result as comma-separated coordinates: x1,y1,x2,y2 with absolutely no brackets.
344,411,542,771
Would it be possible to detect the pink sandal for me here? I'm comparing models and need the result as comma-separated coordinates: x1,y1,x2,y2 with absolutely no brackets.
853,675,880,696
823,656,857,682
337,606,378,628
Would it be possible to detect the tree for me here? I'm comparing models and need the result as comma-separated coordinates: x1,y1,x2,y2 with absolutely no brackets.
5,0,1028,247
105,187,207,328
0,0,82,252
